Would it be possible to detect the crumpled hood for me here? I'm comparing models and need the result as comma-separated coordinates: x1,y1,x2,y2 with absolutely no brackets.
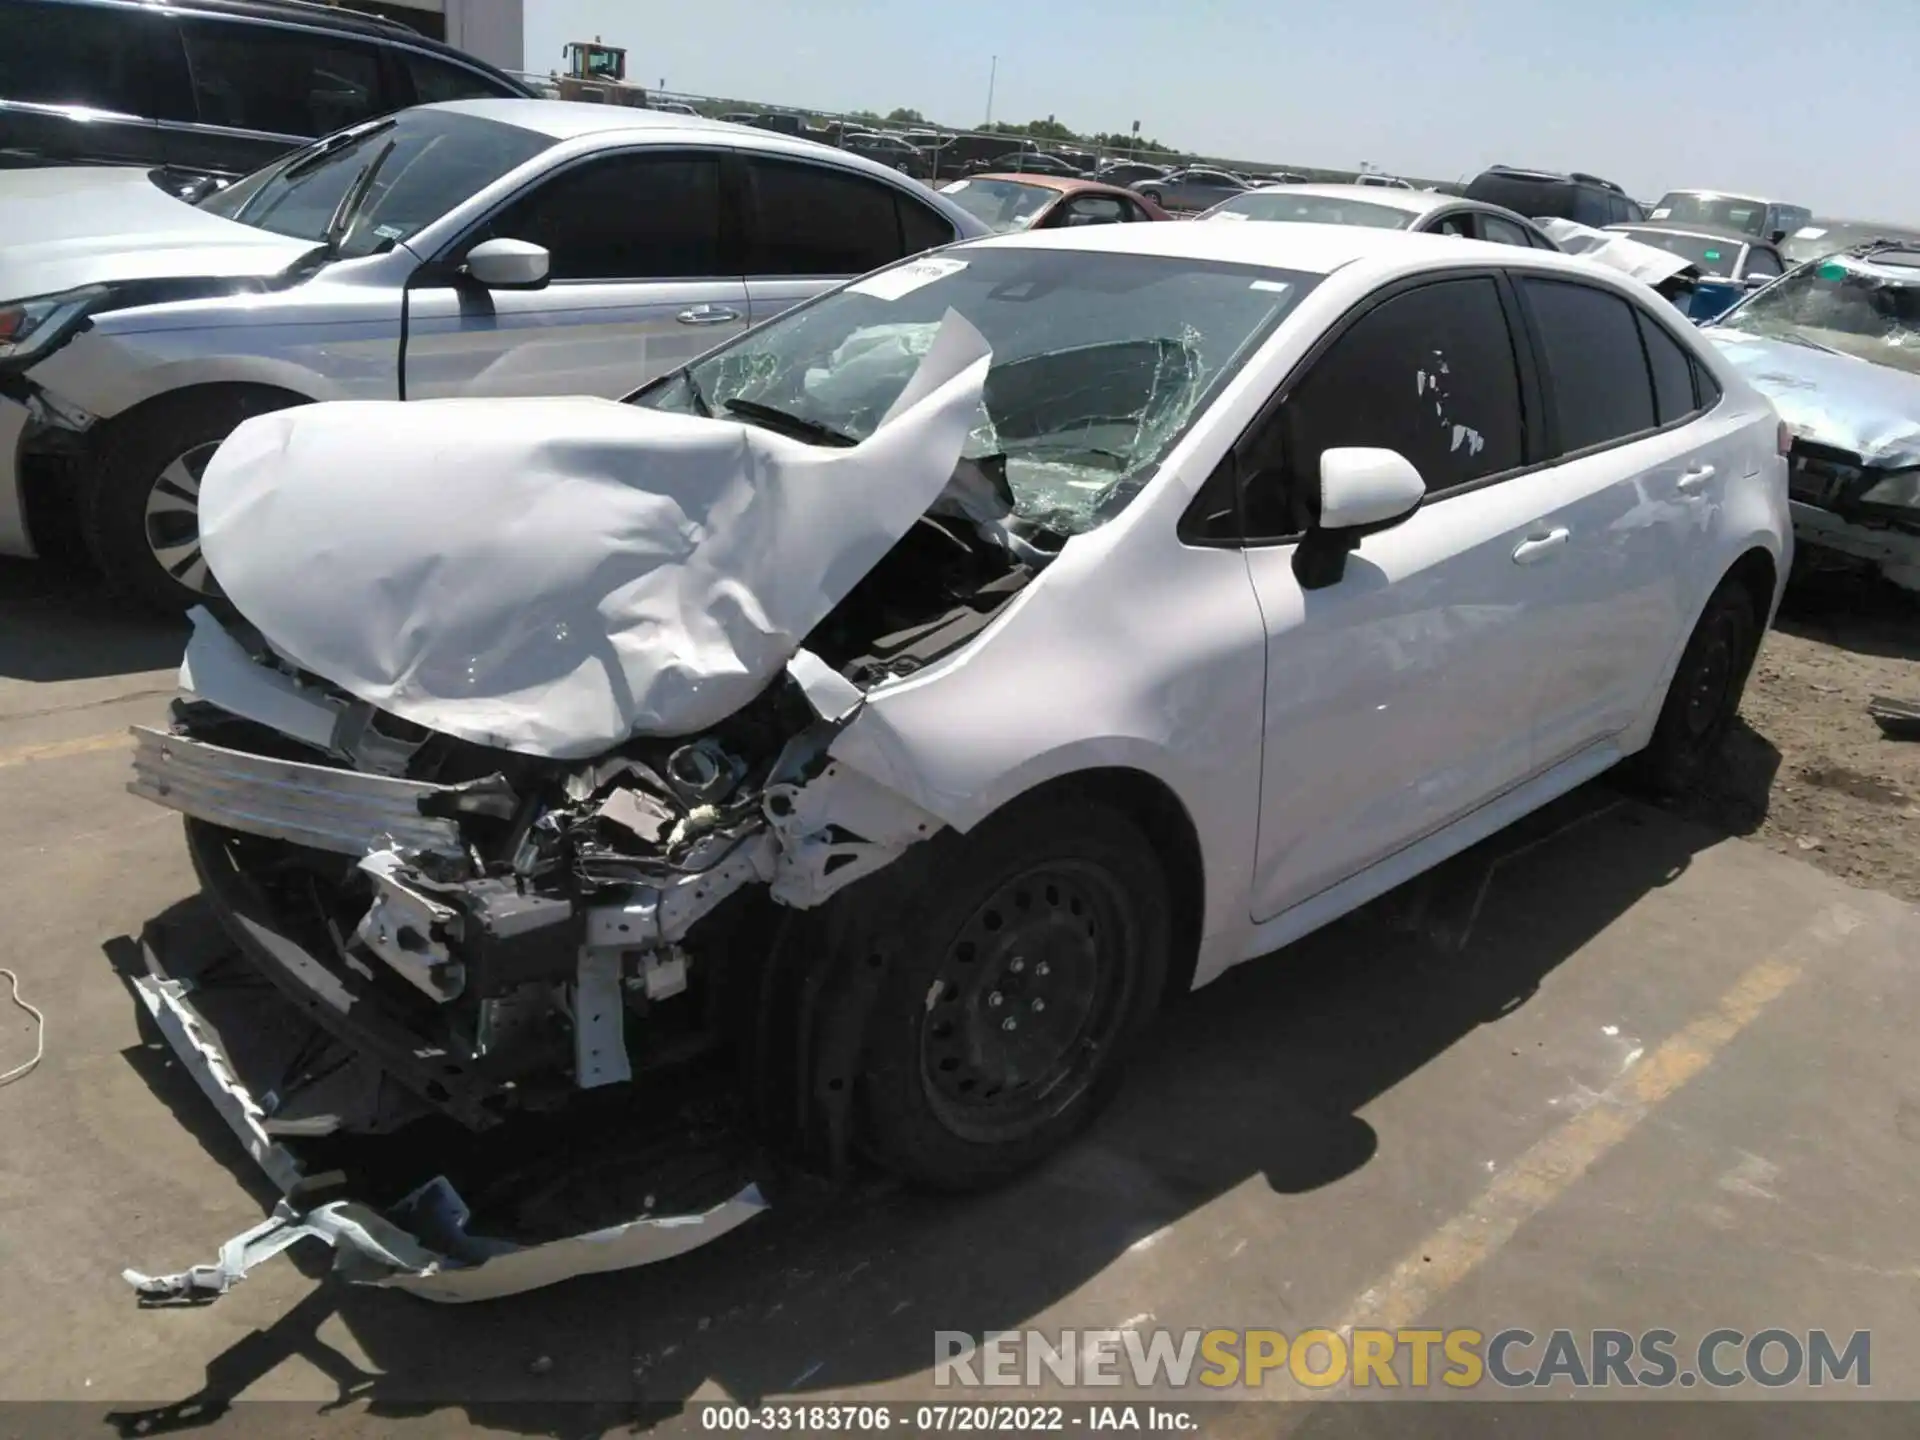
1707,329,1920,468
0,166,315,303
197,312,992,758
1537,218,1696,288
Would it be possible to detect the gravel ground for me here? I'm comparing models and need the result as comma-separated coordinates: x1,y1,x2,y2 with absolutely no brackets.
1663,574,1920,902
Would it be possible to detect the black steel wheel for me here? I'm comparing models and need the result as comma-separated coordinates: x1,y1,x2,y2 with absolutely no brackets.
1629,574,1762,796
855,792,1171,1191
920,859,1134,1143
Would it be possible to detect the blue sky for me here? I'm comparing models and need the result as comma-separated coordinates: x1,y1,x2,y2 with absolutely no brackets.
525,0,1919,224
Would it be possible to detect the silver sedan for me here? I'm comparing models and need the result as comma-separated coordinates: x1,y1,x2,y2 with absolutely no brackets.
0,100,982,611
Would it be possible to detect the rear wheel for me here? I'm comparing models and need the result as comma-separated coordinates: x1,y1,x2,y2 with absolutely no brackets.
83,389,300,614
1630,576,1762,795
857,794,1170,1191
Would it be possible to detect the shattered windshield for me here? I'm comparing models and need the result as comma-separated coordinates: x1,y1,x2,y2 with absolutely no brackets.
198,110,554,258
1718,253,1920,375
1206,192,1415,229
634,247,1318,535
940,178,1058,233
1614,228,1742,278
1652,192,1770,238
1782,223,1920,266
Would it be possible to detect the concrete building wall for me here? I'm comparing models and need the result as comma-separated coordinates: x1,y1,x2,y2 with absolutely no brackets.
446,0,526,73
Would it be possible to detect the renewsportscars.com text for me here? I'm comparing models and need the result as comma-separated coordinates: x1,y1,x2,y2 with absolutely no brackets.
935,1327,1871,1390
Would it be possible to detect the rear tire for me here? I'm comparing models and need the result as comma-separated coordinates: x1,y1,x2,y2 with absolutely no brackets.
1629,576,1763,796
856,793,1171,1192
83,389,300,615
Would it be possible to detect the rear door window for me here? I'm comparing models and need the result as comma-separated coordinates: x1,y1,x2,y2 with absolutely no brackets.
403,53,511,105
1519,278,1657,453
177,18,387,137
743,157,910,276
1636,310,1698,426
897,194,957,253
1571,187,1612,226
1478,214,1533,247
0,0,155,115
476,152,725,280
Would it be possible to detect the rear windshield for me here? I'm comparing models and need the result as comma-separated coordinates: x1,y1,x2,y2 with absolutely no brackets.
1205,191,1414,229
940,178,1057,232
1651,193,1769,238
1614,228,1742,278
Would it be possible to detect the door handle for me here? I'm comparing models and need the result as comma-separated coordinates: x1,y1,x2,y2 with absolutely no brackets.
1677,463,1716,493
676,304,741,326
1512,528,1570,565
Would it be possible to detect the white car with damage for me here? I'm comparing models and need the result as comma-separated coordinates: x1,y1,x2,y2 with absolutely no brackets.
124,222,1791,1299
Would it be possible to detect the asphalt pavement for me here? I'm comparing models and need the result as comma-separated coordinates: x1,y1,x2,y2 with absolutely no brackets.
2,556,1916,1437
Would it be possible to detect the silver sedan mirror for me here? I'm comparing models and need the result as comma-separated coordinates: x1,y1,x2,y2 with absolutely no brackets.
463,238,551,290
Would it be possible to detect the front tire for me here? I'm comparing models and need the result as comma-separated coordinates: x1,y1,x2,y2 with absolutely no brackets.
83,389,300,614
1630,575,1763,795
856,793,1171,1192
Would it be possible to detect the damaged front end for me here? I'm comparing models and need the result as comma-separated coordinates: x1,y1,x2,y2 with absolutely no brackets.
120,316,1027,1299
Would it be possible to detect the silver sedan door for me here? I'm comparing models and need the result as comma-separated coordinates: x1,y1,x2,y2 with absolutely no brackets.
403,147,748,399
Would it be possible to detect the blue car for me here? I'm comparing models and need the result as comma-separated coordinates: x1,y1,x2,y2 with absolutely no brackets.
1606,223,1789,322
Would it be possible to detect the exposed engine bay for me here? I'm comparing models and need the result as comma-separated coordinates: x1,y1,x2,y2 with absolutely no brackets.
133,450,1041,1138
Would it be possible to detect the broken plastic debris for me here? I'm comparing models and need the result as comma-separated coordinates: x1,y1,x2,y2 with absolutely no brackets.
125,1177,769,1305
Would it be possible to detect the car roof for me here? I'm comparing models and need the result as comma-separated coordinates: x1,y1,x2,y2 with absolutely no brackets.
1658,188,1775,206
963,174,1123,196
431,98,750,140
1613,222,1758,247
1240,182,1446,215
111,0,528,79
961,217,1609,282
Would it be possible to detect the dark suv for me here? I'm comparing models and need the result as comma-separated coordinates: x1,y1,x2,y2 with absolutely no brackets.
0,0,532,189
1463,165,1646,227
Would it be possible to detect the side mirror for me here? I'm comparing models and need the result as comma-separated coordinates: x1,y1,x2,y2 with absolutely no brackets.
463,237,551,290
1768,229,1788,245
1294,447,1426,590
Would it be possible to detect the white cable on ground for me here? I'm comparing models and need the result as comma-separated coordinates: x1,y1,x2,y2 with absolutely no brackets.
0,969,45,1087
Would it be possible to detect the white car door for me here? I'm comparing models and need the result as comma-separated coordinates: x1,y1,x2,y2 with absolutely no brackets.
1234,274,1564,921
1505,276,1714,766
403,147,749,400
737,153,964,325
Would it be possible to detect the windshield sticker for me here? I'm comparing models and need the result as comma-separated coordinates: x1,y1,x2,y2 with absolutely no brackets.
373,223,407,240
1794,226,1827,239
1249,278,1292,292
1650,207,1672,219
846,256,970,301
1704,249,1722,261
1213,211,1250,222
1816,262,1848,281
943,179,970,192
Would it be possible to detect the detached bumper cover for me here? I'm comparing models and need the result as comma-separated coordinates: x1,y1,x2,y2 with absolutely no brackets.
124,920,768,1305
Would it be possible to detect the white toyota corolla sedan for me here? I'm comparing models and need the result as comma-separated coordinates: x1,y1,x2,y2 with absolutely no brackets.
126,221,1789,1286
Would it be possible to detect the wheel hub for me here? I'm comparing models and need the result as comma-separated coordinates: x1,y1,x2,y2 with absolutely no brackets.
920,863,1127,1134
143,441,222,597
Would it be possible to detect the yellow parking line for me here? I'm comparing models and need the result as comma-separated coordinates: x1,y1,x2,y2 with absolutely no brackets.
0,730,132,771
1268,900,1867,1394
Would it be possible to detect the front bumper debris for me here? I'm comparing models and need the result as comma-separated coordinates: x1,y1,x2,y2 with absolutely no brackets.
129,725,466,859
123,914,767,1305
1789,499,1920,592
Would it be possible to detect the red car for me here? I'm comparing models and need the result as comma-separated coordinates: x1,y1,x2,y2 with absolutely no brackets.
937,173,1171,233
